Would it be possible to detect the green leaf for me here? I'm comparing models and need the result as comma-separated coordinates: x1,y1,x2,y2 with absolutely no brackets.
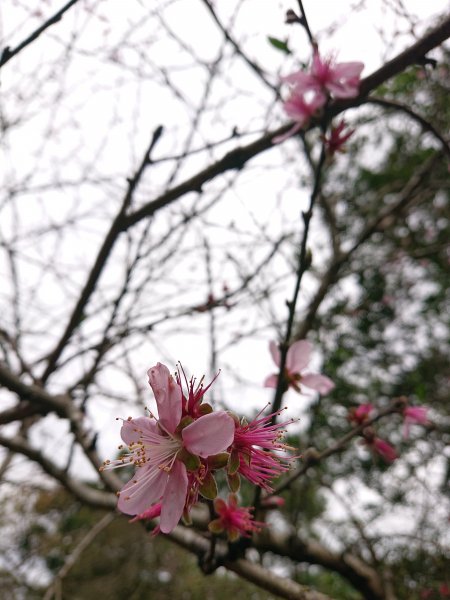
207,452,230,469
227,472,241,493
199,472,218,499
267,36,291,55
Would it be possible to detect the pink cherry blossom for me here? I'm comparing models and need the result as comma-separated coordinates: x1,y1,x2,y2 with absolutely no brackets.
231,407,296,491
103,363,235,533
264,340,335,395
208,494,265,541
403,405,428,438
284,53,364,99
273,89,326,143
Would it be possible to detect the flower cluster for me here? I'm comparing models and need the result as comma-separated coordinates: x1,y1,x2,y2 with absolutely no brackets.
102,362,296,535
275,52,364,142
348,400,428,463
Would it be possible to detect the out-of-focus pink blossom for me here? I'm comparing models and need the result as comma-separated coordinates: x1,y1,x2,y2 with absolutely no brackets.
231,407,296,491
371,437,397,463
273,90,325,143
102,362,235,533
208,494,265,541
403,405,428,438
348,403,374,425
264,340,335,395
284,53,364,99
322,120,355,155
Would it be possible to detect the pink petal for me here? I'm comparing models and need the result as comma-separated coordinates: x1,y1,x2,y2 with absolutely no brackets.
130,502,162,522
283,91,325,121
373,438,397,463
120,416,158,445
332,61,364,79
268,341,280,366
286,340,312,373
404,406,428,424
263,373,278,388
326,81,359,99
160,461,188,533
182,411,235,457
272,123,303,144
118,464,168,515
301,373,335,394
281,70,317,92
148,362,182,433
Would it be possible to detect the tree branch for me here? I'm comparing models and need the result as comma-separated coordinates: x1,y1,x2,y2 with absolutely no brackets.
40,127,164,382
0,0,82,69
168,525,336,600
0,433,116,509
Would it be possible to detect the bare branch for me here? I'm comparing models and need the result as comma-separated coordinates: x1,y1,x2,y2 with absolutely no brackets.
0,0,82,69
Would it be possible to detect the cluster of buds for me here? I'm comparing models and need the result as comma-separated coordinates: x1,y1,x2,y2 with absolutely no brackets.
102,362,296,536
274,51,364,143
348,398,429,463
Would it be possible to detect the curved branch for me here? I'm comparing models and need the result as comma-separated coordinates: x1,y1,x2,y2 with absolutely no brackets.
0,362,122,492
255,529,385,600
0,433,116,509
365,96,450,157
168,525,335,600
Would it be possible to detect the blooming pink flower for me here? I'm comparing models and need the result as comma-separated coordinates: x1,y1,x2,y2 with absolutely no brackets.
348,403,374,425
208,494,265,541
230,407,296,491
371,437,397,463
284,53,364,99
103,362,235,533
273,89,326,143
264,340,335,395
322,120,355,155
403,405,428,438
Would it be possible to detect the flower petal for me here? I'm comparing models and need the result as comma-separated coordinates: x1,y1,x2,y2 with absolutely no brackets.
148,362,182,433
160,461,188,533
120,416,158,445
281,70,317,93
286,340,311,373
301,373,335,394
332,61,364,79
263,373,278,388
118,464,168,515
268,341,280,366
182,411,235,457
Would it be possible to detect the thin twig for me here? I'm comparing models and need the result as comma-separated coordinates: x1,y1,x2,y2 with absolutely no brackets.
0,0,82,69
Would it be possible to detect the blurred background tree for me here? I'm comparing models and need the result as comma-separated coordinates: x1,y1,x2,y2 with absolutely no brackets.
0,1,449,598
